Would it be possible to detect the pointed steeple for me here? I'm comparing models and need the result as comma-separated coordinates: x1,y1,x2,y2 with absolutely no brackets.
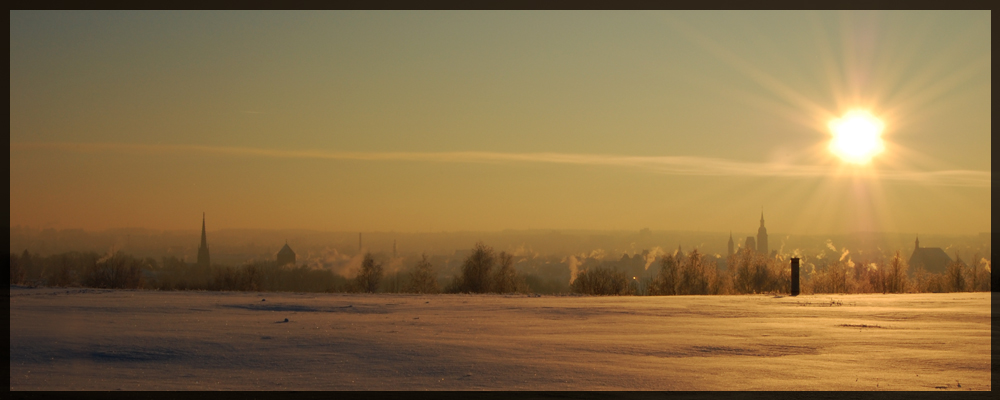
756,208,769,255
197,212,210,267
200,213,208,248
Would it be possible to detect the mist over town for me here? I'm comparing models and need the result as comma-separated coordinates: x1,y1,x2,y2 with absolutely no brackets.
10,10,990,391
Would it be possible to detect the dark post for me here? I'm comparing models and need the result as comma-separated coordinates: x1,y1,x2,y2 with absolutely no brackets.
790,257,800,296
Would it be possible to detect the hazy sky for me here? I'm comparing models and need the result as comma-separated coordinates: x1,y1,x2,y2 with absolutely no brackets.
10,11,991,235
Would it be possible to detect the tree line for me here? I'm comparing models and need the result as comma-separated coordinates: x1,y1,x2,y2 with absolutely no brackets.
572,247,991,295
8,243,992,295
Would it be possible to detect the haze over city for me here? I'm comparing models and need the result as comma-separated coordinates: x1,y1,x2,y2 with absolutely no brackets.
9,11,992,392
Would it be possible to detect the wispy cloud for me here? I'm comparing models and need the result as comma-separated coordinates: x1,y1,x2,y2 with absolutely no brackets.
11,142,990,187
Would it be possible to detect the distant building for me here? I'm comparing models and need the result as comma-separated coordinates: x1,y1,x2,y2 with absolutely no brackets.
727,232,735,258
277,242,296,266
908,236,952,274
757,211,769,255
197,213,210,267
745,237,756,253
730,211,769,256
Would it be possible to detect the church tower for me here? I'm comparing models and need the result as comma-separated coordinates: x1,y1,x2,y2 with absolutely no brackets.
756,210,769,255
277,241,296,267
197,212,210,267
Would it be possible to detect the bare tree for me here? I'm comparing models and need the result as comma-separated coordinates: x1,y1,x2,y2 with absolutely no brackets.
887,251,908,293
734,247,768,294
407,253,439,294
964,253,993,292
650,252,680,295
355,253,383,294
492,251,524,293
678,249,711,295
946,253,966,292
85,252,144,289
571,266,631,295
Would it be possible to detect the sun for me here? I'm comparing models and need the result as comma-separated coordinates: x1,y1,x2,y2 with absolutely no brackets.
827,110,886,165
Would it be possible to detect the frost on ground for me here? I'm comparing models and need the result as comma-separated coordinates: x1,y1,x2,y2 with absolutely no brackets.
8,287,992,390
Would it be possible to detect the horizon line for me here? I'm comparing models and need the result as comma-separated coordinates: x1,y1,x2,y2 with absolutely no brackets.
9,225,991,237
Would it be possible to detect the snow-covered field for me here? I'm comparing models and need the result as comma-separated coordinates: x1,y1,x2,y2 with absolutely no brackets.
8,286,991,390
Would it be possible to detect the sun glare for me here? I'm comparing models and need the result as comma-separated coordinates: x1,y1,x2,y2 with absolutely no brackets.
828,110,885,165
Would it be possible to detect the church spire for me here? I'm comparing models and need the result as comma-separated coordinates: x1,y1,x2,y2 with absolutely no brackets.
197,212,210,267
756,208,769,255
200,212,208,248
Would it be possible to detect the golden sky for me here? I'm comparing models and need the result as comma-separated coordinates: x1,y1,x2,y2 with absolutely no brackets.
9,11,991,234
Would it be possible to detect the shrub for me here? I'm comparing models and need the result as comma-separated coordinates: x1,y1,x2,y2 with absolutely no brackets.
84,252,144,289
649,249,728,296
211,266,242,291
47,253,96,288
9,254,24,285
733,249,785,294
571,266,631,295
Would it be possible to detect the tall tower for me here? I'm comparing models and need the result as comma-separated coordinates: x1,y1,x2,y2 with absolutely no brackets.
757,211,768,256
727,232,735,258
757,209,769,255
197,212,210,267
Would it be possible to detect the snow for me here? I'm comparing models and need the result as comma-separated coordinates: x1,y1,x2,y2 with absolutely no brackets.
8,287,991,390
